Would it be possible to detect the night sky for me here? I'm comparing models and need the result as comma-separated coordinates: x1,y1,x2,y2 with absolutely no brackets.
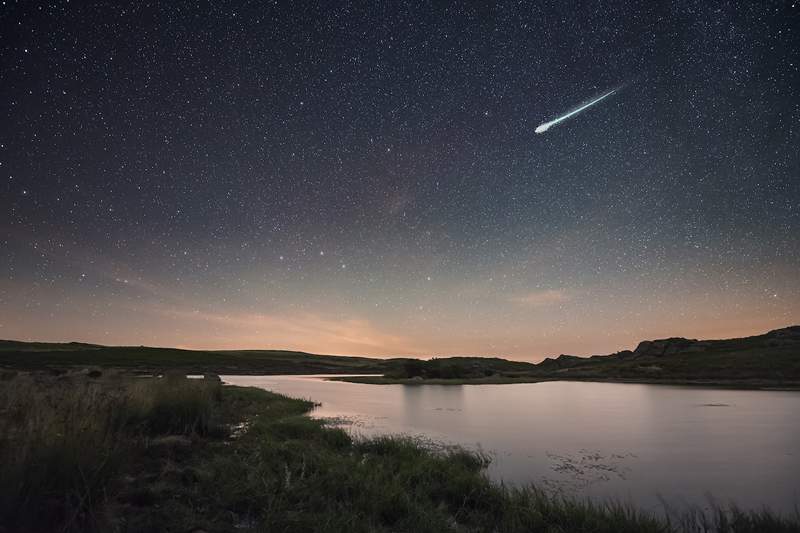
2,1,799,360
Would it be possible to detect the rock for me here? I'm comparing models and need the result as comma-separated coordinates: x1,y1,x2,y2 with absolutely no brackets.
554,354,584,368
765,326,800,343
536,355,582,370
633,338,700,357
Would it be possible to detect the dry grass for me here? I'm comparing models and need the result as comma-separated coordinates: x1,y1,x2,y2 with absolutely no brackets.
0,371,222,532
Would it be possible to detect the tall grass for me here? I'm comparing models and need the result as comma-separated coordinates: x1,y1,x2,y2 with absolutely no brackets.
0,372,222,532
666,501,800,533
1,374,798,532
199,412,670,532
128,373,222,436
178,388,800,533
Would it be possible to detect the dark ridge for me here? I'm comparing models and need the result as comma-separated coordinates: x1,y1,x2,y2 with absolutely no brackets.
1,326,798,384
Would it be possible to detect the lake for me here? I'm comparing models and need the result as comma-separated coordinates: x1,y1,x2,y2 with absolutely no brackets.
222,375,800,514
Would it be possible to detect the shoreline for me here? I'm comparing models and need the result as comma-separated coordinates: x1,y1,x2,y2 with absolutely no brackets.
3,373,799,531
330,374,800,390
4,364,798,391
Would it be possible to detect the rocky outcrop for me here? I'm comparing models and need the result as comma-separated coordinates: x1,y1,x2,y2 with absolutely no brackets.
764,326,800,346
629,327,800,358
535,326,799,375
766,326,800,338
537,354,586,370
632,338,711,358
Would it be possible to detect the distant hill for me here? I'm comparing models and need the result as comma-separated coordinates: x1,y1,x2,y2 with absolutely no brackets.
2,326,798,386
0,341,404,375
342,326,800,387
532,326,800,385
0,340,103,352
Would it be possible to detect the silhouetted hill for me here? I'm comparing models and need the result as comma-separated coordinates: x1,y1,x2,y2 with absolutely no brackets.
344,326,800,386
0,341,405,375
530,326,800,384
0,340,103,352
2,327,798,386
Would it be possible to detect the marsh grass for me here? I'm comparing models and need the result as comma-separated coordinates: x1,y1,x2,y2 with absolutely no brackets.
128,373,223,436
665,499,800,533
1,373,798,532
0,372,222,531
139,387,798,533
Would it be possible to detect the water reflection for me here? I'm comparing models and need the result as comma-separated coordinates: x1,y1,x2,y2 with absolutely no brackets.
223,376,800,513
402,384,464,425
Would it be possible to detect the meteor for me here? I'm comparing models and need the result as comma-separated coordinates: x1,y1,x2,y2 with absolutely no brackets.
535,87,619,134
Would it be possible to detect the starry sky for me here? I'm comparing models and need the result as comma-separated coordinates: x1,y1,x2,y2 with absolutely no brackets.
1,1,799,360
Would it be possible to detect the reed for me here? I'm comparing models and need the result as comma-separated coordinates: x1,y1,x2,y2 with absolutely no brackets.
1,372,797,532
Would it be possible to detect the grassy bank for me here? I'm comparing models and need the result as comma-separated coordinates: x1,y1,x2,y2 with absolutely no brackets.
0,340,402,375
1,373,798,532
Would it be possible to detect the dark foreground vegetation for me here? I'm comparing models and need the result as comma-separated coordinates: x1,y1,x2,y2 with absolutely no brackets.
1,372,798,532
2,326,799,389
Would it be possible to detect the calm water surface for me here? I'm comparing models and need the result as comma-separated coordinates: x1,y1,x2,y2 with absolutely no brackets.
223,375,800,513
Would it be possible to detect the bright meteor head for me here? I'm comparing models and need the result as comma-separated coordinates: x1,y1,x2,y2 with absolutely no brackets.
535,87,620,135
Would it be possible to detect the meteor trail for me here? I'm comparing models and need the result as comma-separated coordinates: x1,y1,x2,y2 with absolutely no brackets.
535,88,619,134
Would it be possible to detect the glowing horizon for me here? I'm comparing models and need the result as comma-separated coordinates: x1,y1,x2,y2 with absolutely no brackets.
3,263,797,361
2,3,798,364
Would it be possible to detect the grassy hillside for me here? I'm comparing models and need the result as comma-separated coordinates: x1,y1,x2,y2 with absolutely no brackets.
0,342,535,377
0,342,400,375
343,326,800,387
0,340,103,352
529,326,800,386
2,326,798,387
